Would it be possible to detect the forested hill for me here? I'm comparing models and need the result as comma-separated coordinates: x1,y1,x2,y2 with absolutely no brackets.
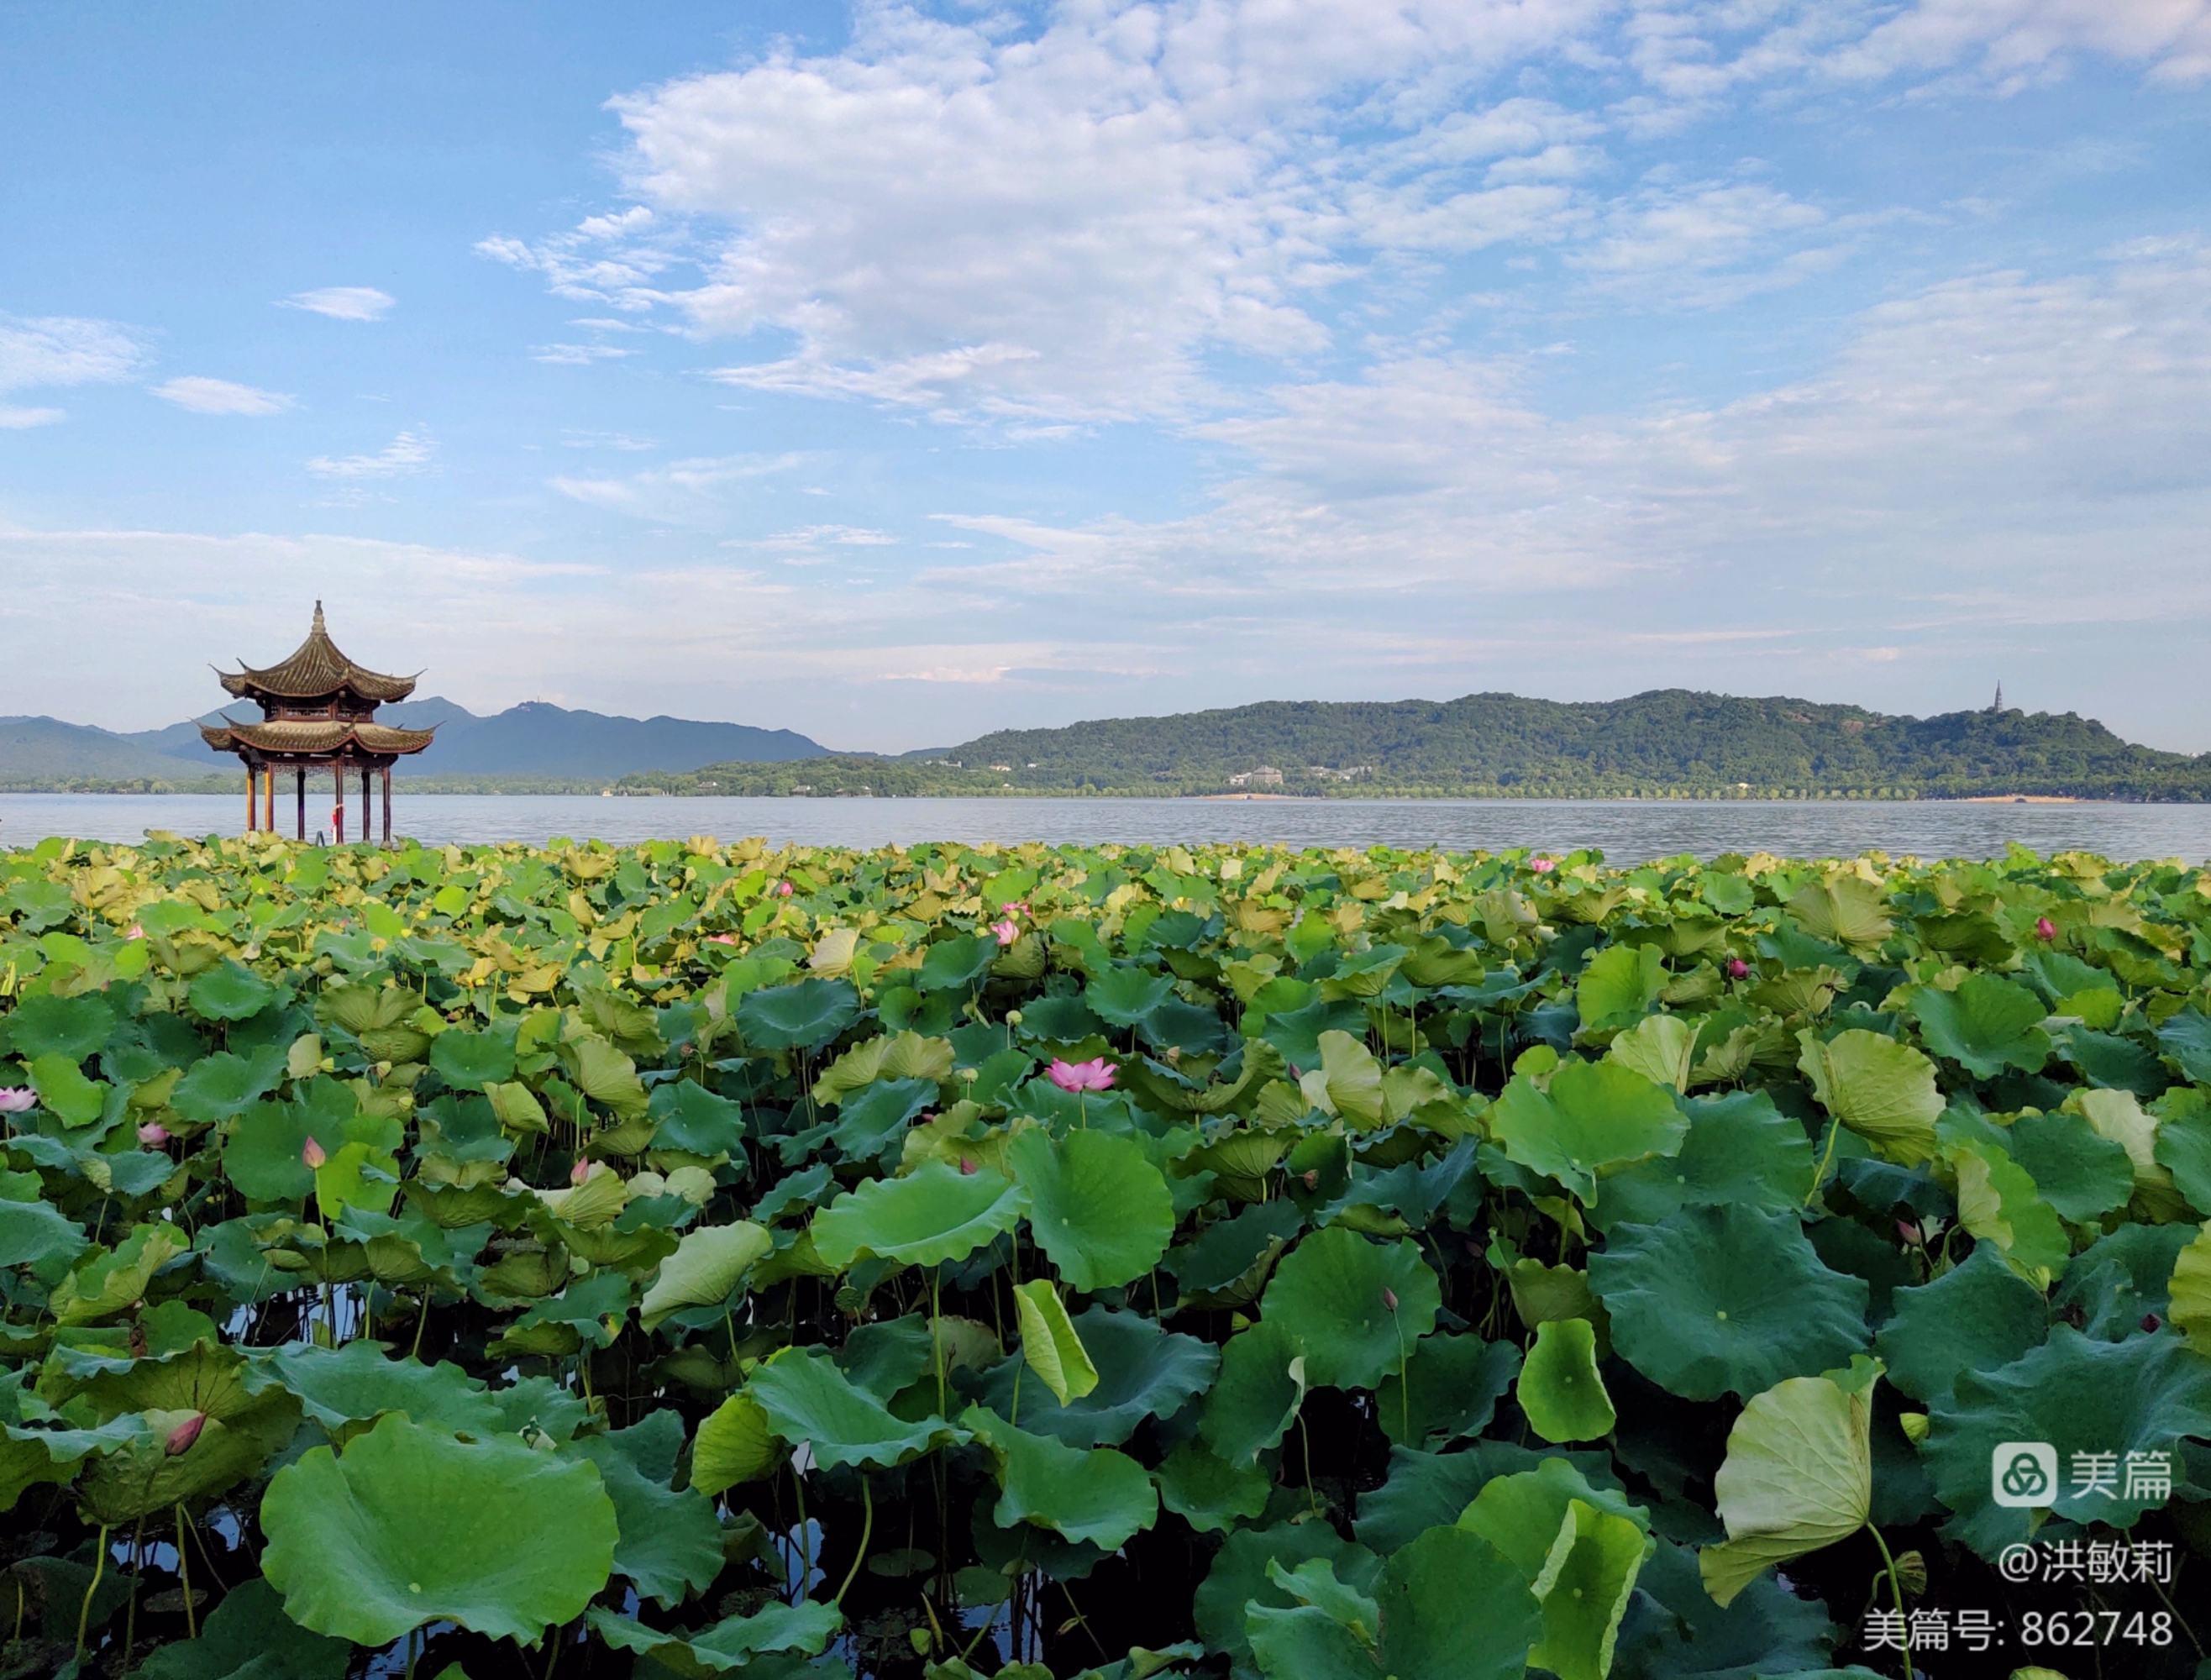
884,690,2208,800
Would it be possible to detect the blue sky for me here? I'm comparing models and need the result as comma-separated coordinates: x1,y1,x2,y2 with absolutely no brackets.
3,1,2208,752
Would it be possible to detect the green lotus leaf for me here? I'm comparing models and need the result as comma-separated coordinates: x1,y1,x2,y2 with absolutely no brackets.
827,1075,935,1162
974,1305,1219,1447
1458,1462,1652,1680
747,1347,964,1470
0,1197,90,1269
557,1032,649,1117
1995,1110,2133,1223
429,1026,517,1091
1519,1318,1615,1444
810,1160,1025,1272
1787,874,1892,952
5,991,114,1062
1613,1537,1842,1679
2069,1087,2186,1218
1875,1245,2048,1404
2169,1223,2211,1356
585,1599,842,1677
1906,974,2052,1078
1489,1058,1687,1205
2052,1222,2195,1338
638,1221,770,1331
129,1578,349,1680
51,1222,189,1325
961,1404,1158,1551
1298,1029,1384,1128
187,960,276,1023
1699,1358,1878,1606
2155,1008,2211,1084
29,1052,108,1127
735,978,860,1051
1193,1521,1380,1668
1591,1207,1869,1401
690,1391,780,1494
1261,1225,1440,1389
1197,1320,1305,1465
572,1427,725,1609
1587,1089,1814,1231
257,1340,508,1436
1924,1326,2211,1557
1604,1011,1695,1091
1373,1331,1520,1446
811,1029,954,1101
917,933,999,992
1007,1127,1174,1291
2154,1101,2211,1216
1086,966,1176,1029
1797,1028,1942,1168
79,1386,302,1525
1577,942,1667,1033
225,1078,398,1203
485,1079,549,1136
260,1413,618,1646
1153,1440,1270,1534
1947,1137,2070,1287
1013,1278,1099,1406
1374,1525,1541,1680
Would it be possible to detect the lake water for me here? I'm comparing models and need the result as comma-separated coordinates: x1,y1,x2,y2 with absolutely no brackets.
3,792,2208,862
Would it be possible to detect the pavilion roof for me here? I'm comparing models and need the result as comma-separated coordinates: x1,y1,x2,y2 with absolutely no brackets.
217,602,420,703
199,717,438,758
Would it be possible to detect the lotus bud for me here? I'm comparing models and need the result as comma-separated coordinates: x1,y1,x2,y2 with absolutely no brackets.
137,1121,171,1146
959,1158,979,1176
1726,957,1751,979
1005,1009,1023,1027
1300,1169,1319,1190
301,1136,328,1170
774,879,795,898
1530,856,1556,874
0,1089,36,1114
2143,1312,2162,1333
165,1412,207,1457
1897,1220,1920,1246
2034,916,2057,942
570,1157,592,1186
1382,1287,1400,1312
124,923,145,941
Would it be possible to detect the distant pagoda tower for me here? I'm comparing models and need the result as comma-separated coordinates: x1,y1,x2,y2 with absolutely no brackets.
200,602,435,843
1992,681,2004,712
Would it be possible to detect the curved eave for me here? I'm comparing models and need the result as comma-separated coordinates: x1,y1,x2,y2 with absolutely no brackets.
217,668,421,705
199,718,438,758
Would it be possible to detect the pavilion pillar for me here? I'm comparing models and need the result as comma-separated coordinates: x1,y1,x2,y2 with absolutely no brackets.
297,769,307,841
264,766,276,832
331,762,344,845
245,764,257,832
360,766,371,845
382,765,393,846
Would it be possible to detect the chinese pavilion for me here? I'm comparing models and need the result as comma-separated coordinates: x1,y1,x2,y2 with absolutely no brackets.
200,603,435,844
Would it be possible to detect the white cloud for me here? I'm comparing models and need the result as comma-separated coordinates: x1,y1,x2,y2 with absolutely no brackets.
529,342,636,365
150,376,294,417
281,286,396,322
305,428,433,479
0,313,144,422
547,451,805,523
560,428,657,451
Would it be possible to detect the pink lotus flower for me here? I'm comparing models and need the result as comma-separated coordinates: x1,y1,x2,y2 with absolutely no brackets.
165,1412,207,1457
989,918,1019,947
773,880,795,898
137,1122,171,1146
1726,958,1751,980
0,1089,34,1115
1002,899,1031,917
2034,916,2057,942
1047,1057,1116,1094
301,1136,328,1170
1530,856,1556,874
124,923,145,941
707,932,740,946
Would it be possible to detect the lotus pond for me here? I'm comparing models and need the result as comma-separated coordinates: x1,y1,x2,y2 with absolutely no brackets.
4,832,2211,1680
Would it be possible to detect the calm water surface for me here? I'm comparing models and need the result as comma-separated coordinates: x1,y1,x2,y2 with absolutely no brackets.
3,793,2208,862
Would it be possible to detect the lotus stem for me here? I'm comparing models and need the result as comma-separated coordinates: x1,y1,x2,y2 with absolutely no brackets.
1867,1524,1914,1680
174,1504,196,1640
1804,1114,1844,1208
75,1522,109,1662
123,1514,145,1667
833,1475,874,1606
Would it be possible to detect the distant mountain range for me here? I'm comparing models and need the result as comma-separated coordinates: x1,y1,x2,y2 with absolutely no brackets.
8,688,2208,799
1,698,827,789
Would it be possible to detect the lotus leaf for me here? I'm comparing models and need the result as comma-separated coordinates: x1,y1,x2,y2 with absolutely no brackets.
976,1305,1218,1446
811,1159,1024,1271
961,1404,1158,1550
1373,1330,1520,1446
1519,1317,1615,1444
573,1427,725,1609
260,1413,620,1646
1699,1358,1877,1605
1591,1207,1869,1400
586,1600,843,1676
1012,1278,1098,1406
747,1347,964,1469
1008,1126,1174,1291
1797,1028,1943,1168
1489,1058,1687,1204
1875,1245,2048,1404
1260,1226,1439,1389
638,1220,770,1331
1907,974,2052,1078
